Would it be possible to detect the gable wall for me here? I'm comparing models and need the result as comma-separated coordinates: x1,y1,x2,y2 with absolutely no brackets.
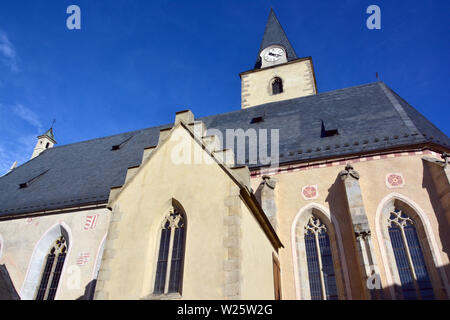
98,126,277,299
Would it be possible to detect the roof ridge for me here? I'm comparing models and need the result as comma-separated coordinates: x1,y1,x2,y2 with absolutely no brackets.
47,123,172,151
41,81,386,151
378,82,422,137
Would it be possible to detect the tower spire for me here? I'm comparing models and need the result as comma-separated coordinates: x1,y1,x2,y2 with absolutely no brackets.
255,9,298,68
31,126,57,159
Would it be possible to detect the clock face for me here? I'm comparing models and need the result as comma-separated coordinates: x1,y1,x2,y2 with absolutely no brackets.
264,47,285,62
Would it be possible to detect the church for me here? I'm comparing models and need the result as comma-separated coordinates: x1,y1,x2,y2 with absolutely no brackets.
0,9,449,300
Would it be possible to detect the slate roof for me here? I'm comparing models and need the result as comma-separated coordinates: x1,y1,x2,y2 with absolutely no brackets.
254,9,298,68
0,81,448,217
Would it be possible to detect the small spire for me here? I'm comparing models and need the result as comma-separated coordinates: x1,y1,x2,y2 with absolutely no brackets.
40,127,55,141
31,123,57,159
38,120,56,143
255,9,298,67
9,161,17,172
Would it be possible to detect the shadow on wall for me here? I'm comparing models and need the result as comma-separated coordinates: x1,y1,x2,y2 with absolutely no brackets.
0,264,20,300
325,175,367,300
422,162,450,258
76,279,97,300
380,263,449,300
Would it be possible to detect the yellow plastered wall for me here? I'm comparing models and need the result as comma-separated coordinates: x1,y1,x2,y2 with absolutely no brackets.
251,153,450,300
240,201,276,300
99,125,277,299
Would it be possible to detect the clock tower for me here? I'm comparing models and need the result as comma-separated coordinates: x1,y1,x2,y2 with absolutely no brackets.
240,9,317,109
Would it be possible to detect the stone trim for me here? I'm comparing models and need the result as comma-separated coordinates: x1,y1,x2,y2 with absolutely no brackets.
94,204,122,300
223,185,242,300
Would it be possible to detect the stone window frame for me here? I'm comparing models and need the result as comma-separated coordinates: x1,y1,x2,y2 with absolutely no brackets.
35,235,68,300
268,76,284,96
375,193,449,300
20,222,72,300
291,203,350,300
149,200,187,300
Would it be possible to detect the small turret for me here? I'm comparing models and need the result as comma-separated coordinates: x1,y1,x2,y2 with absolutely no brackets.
31,128,57,159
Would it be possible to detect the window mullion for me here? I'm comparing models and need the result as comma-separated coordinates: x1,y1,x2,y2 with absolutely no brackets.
314,232,327,300
164,226,176,294
44,250,59,300
400,226,421,299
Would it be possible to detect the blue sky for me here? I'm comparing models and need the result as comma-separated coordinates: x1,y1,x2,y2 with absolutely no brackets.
0,0,449,174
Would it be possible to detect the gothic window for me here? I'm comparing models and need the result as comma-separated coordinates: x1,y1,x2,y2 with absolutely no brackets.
387,209,434,300
304,216,338,300
271,77,283,95
35,236,67,300
154,207,186,295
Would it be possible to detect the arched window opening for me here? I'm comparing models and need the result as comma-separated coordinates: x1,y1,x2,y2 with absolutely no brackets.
45,143,50,149
387,208,434,300
304,216,338,300
35,235,67,300
272,77,283,95
154,206,186,295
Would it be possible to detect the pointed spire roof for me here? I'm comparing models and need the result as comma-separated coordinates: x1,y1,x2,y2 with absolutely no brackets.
38,127,56,143
255,9,298,67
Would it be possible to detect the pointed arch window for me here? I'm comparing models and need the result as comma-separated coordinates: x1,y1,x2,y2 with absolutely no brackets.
387,209,434,300
154,206,186,295
304,216,338,300
271,77,283,95
35,235,67,300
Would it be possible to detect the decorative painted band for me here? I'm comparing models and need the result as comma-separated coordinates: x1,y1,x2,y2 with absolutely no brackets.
250,149,439,178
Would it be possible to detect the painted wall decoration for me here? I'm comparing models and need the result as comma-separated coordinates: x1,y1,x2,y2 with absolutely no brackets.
301,185,319,200
84,214,99,230
76,252,90,266
386,173,405,188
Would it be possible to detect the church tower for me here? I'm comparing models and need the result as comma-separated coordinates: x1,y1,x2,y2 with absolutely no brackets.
31,127,56,159
240,9,317,109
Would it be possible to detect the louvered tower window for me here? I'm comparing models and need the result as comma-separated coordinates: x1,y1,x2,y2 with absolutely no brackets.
388,209,434,300
35,236,67,300
272,77,283,95
154,207,186,295
304,216,338,300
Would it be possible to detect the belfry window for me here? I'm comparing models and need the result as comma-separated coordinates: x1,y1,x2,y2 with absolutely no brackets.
304,216,338,300
271,77,283,95
154,206,186,295
35,236,67,300
387,209,434,300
